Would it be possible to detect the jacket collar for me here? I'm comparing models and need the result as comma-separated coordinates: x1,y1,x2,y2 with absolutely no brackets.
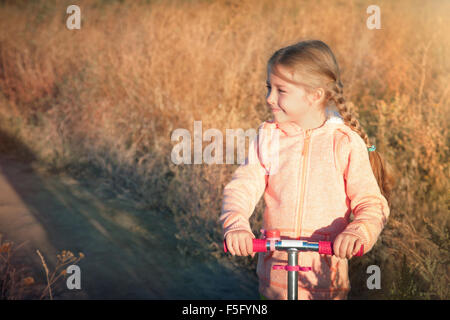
268,106,344,137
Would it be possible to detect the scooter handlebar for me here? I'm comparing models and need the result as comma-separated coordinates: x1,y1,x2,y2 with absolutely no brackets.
223,239,364,256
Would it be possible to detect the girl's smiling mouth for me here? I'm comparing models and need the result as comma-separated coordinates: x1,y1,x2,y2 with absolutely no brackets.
272,105,286,113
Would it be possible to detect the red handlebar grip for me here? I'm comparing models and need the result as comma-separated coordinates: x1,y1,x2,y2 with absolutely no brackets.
354,244,364,257
318,241,333,255
223,239,268,253
318,241,364,257
252,239,267,252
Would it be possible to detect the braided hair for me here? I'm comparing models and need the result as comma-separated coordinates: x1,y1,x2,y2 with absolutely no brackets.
329,79,395,205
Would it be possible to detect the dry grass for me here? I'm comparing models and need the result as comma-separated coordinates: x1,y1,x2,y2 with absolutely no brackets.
0,0,448,299
0,234,84,299
36,249,84,300
0,235,34,299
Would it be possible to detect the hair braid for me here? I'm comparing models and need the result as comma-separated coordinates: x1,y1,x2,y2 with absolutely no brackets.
330,82,371,148
329,81,395,205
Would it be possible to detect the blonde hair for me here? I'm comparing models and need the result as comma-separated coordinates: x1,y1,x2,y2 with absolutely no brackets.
267,39,395,205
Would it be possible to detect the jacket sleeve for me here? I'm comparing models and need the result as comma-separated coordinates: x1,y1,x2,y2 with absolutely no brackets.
337,130,390,254
218,123,268,241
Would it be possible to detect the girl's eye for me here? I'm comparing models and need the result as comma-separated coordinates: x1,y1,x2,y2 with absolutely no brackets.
266,85,285,93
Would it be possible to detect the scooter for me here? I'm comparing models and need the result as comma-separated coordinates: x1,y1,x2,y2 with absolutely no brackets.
223,229,364,300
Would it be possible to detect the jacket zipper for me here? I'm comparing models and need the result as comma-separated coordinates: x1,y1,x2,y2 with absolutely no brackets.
295,129,312,238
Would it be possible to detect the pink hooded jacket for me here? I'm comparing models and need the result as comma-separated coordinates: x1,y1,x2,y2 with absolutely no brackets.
219,108,390,300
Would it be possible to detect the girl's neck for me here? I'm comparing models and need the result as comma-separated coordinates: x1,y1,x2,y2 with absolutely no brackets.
293,108,327,131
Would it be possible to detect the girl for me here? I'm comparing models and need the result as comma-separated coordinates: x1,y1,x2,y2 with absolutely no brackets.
219,40,395,300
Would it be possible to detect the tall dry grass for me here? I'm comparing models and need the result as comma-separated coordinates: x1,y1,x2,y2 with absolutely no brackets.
0,0,448,299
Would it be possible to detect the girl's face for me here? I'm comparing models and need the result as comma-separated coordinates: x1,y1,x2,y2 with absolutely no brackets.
266,65,316,124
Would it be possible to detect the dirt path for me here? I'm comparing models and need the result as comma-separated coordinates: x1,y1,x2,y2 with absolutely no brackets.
0,155,258,299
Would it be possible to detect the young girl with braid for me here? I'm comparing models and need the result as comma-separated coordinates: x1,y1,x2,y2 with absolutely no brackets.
219,40,395,300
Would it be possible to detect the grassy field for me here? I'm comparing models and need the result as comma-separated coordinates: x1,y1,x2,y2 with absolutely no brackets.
0,0,448,299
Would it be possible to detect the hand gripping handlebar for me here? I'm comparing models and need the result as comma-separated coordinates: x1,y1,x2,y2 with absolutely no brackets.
223,237,364,256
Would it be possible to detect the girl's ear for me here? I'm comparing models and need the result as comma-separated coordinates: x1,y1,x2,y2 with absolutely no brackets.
313,88,326,104
306,87,325,106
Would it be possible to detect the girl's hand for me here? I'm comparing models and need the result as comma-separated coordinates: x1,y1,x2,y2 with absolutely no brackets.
333,233,364,259
225,230,256,258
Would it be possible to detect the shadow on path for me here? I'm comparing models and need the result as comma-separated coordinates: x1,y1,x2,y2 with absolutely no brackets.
0,128,258,299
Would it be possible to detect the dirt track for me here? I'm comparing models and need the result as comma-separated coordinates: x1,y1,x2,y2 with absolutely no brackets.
0,155,258,299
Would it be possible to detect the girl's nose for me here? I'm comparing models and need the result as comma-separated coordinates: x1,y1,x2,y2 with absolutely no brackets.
266,92,276,107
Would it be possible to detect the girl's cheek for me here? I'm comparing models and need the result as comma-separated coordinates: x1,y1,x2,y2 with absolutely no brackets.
278,96,288,110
